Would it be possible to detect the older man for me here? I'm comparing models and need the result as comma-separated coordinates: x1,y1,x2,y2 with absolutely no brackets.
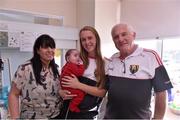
104,23,173,119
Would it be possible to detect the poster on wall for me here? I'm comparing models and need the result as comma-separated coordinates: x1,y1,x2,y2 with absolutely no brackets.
8,31,20,47
0,20,78,51
0,31,8,47
0,22,8,47
19,31,37,52
0,22,20,48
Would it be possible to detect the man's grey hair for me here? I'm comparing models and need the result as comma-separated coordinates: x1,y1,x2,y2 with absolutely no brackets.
111,23,135,36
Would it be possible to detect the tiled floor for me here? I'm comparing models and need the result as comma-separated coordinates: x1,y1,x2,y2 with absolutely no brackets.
150,98,180,120
97,96,180,119
164,107,180,120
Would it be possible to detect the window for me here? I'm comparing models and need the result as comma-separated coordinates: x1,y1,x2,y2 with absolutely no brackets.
135,39,162,57
136,37,180,117
54,49,62,71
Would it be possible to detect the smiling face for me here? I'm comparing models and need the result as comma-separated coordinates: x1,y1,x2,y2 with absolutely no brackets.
80,30,97,57
37,46,55,65
111,24,136,53
33,34,56,67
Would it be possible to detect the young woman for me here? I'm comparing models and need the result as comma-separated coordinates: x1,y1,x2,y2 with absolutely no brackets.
60,26,107,119
8,34,62,119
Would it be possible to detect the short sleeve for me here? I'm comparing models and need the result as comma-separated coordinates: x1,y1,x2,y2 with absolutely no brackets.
153,65,173,92
12,65,28,90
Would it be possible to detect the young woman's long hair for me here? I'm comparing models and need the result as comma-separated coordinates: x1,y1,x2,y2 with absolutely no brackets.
79,26,105,88
30,34,59,85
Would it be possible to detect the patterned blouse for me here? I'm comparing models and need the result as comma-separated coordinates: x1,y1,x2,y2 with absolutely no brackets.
12,61,62,119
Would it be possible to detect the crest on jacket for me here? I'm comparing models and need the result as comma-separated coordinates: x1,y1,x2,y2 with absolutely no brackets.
129,65,139,74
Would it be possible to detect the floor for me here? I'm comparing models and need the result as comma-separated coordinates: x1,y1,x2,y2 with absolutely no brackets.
164,107,180,120
97,96,180,119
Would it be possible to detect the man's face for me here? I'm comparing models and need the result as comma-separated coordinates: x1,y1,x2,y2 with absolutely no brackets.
112,25,136,52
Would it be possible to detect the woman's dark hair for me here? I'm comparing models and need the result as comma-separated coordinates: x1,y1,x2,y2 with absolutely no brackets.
30,34,59,85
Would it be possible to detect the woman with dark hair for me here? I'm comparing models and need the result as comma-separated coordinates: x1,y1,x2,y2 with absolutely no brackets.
8,34,62,119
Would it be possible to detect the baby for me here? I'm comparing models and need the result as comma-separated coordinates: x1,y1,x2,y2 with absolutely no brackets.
60,49,85,113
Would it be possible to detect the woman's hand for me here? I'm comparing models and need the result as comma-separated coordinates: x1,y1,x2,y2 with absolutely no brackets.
61,74,81,89
59,89,77,100
61,74,107,97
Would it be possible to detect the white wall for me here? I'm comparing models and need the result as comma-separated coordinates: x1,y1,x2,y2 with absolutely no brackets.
0,0,77,27
121,0,180,39
95,0,120,58
0,0,121,58
0,0,79,85
77,0,95,28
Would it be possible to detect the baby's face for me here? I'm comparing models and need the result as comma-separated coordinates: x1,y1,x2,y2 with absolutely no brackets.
68,50,81,64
